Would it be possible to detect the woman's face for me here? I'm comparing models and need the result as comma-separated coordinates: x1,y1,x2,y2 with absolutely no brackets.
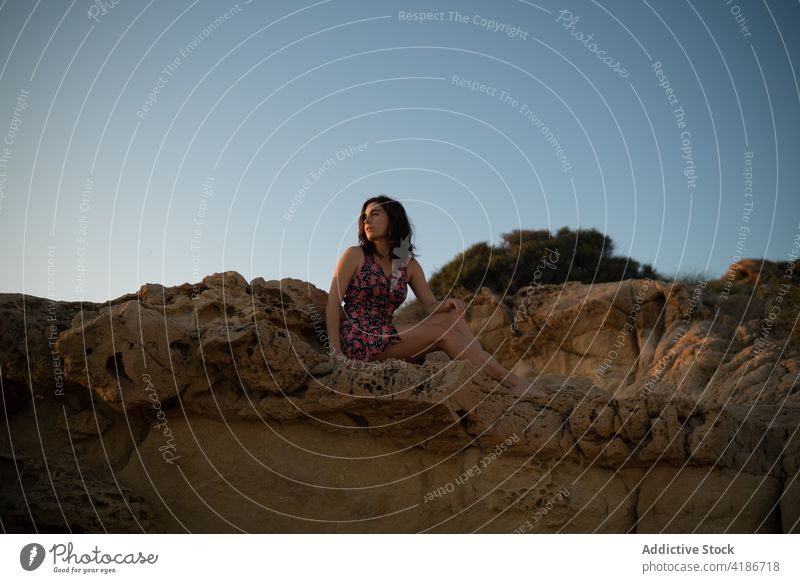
363,203,389,240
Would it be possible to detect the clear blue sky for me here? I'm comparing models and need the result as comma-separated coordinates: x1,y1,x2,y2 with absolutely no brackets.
1,0,798,303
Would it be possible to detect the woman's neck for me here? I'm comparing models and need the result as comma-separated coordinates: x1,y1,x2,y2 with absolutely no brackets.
372,240,392,259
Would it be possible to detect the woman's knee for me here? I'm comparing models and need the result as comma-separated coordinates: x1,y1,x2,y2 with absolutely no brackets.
414,311,459,351
429,310,459,331
434,319,464,349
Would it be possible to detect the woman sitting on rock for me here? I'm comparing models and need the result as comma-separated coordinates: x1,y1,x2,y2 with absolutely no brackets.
325,194,536,397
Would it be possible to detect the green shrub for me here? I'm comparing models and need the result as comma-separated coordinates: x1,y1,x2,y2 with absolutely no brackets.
395,226,661,319
427,226,661,298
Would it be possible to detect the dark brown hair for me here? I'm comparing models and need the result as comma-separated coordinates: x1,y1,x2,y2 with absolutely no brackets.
357,195,417,260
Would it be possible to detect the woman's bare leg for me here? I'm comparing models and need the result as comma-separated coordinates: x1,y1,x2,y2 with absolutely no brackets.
370,318,450,362
437,317,536,394
375,311,538,396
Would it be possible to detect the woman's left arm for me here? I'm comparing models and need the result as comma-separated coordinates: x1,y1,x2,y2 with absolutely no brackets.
429,298,466,316
407,259,465,316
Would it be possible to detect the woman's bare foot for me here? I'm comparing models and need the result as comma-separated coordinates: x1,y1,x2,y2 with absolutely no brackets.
501,372,530,397
502,373,546,398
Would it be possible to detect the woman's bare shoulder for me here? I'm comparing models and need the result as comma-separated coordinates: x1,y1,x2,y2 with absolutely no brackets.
345,245,365,262
329,246,364,301
405,256,421,280
341,246,365,271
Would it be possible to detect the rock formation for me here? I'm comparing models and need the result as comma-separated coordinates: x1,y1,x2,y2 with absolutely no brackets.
1,261,798,533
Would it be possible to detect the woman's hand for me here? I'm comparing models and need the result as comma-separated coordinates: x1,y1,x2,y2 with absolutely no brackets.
441,298,466,318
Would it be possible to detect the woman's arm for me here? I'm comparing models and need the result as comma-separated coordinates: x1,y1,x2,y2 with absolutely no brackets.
407,258,466,317
407,258,442,314
325,247,359,355
325,297,343,355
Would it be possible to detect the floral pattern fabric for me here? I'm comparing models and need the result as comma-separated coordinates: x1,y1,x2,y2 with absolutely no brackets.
339,248,408,361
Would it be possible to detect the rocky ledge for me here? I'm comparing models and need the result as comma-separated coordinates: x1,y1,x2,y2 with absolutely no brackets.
1,261,798,533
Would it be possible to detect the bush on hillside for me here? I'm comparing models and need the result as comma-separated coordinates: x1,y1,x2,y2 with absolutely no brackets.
395,226,659,322
426,226,659,298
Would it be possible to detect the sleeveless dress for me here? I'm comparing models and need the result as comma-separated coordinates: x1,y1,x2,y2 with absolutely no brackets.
339,248,409,361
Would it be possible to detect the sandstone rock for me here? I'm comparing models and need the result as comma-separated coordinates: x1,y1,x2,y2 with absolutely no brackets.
1,262,797,533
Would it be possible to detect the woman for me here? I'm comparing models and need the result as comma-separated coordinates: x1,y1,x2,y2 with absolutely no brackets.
325,195,537,397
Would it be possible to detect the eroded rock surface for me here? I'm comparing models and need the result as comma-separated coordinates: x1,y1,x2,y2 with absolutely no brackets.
1,263,797,532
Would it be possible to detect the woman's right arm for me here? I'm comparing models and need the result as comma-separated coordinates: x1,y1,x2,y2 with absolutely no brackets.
325,247,359,356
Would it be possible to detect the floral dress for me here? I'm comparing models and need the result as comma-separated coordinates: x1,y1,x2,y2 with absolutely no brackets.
339,248,408,361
